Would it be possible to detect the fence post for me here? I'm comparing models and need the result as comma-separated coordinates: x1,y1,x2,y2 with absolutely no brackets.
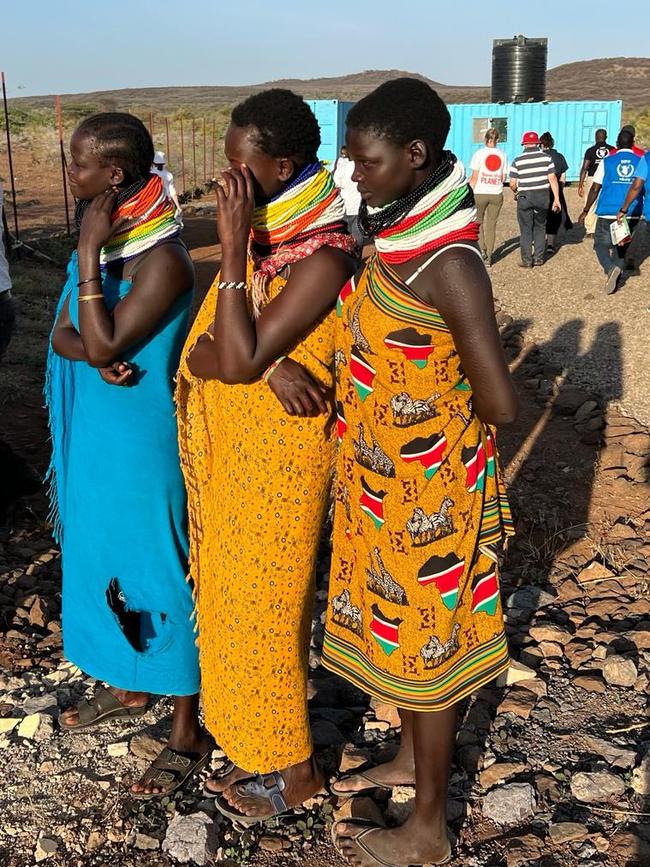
55,96,71,236
1,71,20,253
165,116,171,164
211,118,216,178
192,121,197,188
180,118,186,193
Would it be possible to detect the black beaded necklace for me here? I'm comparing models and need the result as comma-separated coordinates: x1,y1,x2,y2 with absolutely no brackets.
357,151,456,237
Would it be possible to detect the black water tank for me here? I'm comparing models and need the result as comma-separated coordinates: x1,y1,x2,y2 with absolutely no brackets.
491,35,548,103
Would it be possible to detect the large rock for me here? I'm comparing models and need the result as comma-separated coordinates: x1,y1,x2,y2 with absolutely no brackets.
570,771,625,803
581,735,636,770
529,624,571,645
17,713,53,741
130,733,165,762
631,756,650,796
482,783,536,827
162,812,215,865
548,822,589,844
602,655,638,687
506,586,555,611
479,762,527,789
497,688,539,720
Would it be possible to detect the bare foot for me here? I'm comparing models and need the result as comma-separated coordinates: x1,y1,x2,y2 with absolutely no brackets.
60,687,148,728
223,757,324,818
333,754,415,796
204,762,249,795
337,814,450,866
130,732,213,797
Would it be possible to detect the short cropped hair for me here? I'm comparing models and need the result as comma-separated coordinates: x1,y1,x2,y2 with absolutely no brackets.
346,78,451,156
231,89,321,162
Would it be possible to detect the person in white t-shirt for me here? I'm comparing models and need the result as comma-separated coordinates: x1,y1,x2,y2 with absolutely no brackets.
151,151,183,225
469,128,509,266
332,146,363,248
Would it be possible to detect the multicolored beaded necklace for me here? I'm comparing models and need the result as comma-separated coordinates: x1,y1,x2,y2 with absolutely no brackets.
75,174,179,268
359,152,479,265
249,162,357,310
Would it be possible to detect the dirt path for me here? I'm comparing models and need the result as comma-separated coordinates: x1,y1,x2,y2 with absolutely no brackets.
0,217,648,867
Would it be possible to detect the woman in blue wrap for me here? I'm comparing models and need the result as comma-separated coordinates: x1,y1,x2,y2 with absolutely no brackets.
47,112,211,798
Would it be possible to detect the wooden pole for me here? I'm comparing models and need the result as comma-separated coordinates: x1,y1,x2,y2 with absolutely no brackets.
55,96,71,236
203,117,206,182
1,71,20,250
192,121,197,188
180,118,186,193
211,118,216,178
148,111,153,137
165,116,171,164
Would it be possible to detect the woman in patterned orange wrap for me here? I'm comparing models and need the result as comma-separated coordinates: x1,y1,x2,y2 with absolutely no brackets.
326,80,518,867
175,90,356,824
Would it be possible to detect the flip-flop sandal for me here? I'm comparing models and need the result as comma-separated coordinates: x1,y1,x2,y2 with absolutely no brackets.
330,768,415,798
215,770,292,826
130,746,212,801
202,759,236,798
330,817,385,857
59,685,147,731
342,826,453,867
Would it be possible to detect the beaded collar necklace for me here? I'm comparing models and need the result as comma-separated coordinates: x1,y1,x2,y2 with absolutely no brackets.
362,152,479,265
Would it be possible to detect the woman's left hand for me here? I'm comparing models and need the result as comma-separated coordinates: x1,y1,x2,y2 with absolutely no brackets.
78,190,130,252
215,166,255,255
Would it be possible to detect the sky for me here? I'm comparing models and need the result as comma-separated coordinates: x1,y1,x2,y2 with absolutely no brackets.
3,0,649,98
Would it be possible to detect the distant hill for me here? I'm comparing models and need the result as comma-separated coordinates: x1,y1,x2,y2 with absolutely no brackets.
11,57,650,112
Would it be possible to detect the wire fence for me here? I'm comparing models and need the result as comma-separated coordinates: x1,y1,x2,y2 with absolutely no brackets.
1,73,229,244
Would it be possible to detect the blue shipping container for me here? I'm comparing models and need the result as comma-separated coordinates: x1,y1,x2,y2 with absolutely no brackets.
307,100,355,167
309,99,622,182
446,101,622,182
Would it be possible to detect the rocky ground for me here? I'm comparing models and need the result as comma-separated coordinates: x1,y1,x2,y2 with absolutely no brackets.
0,222,648,867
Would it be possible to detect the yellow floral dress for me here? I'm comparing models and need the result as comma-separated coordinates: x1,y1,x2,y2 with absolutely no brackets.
322,252,514,711
176,264,335,772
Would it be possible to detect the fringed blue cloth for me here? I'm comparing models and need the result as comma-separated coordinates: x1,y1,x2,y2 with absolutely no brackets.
45,252,199,695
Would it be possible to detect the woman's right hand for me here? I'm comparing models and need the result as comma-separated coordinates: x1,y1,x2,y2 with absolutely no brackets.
98,361,134,387
267,358,330,417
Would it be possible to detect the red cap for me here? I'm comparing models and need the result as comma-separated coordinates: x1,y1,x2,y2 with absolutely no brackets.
521,131,540,145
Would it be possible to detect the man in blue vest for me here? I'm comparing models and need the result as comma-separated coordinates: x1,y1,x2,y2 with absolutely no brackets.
579,128,643,294
616,147,650,281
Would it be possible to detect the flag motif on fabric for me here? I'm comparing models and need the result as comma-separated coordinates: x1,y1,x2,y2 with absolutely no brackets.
400,432,447,479
471,568,499,615
486,432,496,478
350,345,376,402
360,476,387,530
336,400,347,443
417,552,464,609
384,327,434,369
462,441,486,493
370,604,402,655
336,277,355,317
454,379,471,392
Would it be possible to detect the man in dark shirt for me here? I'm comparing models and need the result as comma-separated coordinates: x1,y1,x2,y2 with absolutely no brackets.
578,129,614,235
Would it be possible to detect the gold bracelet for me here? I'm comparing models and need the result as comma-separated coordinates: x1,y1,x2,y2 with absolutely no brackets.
79,293,105,302
203,331,215,341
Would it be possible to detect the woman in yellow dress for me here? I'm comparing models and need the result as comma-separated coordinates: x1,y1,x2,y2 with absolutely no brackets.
175,89,356,822
325,79,518,867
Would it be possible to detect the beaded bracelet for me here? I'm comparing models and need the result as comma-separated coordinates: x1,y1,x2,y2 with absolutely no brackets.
218,281,247,291
262,356,286,384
